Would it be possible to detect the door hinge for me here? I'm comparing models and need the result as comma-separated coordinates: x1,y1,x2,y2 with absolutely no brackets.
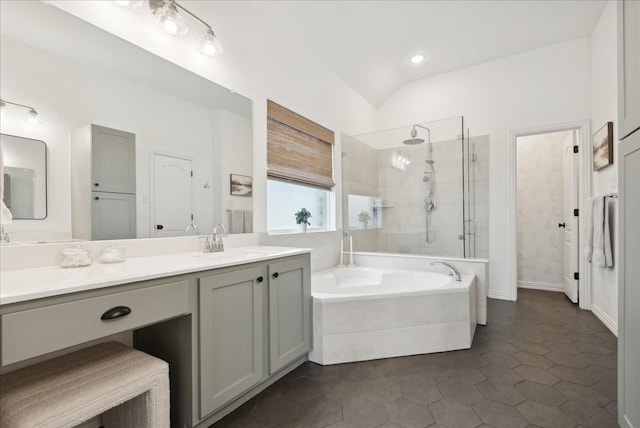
190,170,193,177
573,208,579,216
574,272,579,280
573,145,579,153
191,214,194,221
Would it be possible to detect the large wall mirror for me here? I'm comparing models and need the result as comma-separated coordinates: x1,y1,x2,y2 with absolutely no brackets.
1,134,47,220
0,1,253,242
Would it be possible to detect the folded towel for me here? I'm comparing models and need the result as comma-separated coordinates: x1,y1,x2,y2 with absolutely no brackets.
591,196,614,268
584,197,595,261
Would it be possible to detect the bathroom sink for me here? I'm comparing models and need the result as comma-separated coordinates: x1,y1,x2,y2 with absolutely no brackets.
192,247,284,262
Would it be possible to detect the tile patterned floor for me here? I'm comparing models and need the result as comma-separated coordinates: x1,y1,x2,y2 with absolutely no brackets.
211,289,618,428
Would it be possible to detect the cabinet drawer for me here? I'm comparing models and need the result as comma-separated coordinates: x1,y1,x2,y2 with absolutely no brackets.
1,280,189,366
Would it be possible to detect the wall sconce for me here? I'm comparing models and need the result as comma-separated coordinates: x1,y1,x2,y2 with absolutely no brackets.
118,0,223,56
0,99,42,125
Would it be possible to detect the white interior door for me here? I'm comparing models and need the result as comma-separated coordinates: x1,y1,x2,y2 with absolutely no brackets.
562,134,579,303
152,153,192,238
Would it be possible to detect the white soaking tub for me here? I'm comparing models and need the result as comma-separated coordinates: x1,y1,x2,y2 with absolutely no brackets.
309,267,476,365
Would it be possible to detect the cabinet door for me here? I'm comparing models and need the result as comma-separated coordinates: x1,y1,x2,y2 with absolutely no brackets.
91,125,136,193
268,256,311,374
91,192,136,240
199,266,264,418
618,0,640,139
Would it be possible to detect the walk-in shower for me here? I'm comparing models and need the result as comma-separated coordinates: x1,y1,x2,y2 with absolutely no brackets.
342,116,489,259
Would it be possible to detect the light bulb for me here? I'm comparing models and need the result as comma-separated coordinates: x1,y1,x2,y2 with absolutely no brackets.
156,2,188,37
197,29,223,56
410,54,424,64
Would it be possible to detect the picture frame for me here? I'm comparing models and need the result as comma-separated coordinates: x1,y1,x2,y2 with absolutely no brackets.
592,121,613,171
230,174,252,196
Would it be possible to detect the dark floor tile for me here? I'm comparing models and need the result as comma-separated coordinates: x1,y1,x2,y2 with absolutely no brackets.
473,399,529,428
548,365,599,386
429,398,482,428
511,340,551,356
484,351,521,368
545,352,588,369
342,398,388,428
581,352,617,369
297,397,342,427
560,400,618,428
445,366,487,384
593,378,617,401
480,364,525,386
385,397,434,428
252,394,301,427
516,400,577,428
437,379,484,405
513,352,554,369
553,381,610,407
514,365,560,385
485,341,519,354
476,379,526,406
323,379,362,403
357,377,402,403
515,381,568,406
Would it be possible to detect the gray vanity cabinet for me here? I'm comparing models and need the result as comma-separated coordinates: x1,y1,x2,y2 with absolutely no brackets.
268,257,311,374
198,265,265,418
91,192,136,240
197,254,311,420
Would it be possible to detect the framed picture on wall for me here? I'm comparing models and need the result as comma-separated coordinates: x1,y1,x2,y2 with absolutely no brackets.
592,122,613,171
230,174,252,196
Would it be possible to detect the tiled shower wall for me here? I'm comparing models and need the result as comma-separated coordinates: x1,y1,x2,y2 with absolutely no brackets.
343,135,489,259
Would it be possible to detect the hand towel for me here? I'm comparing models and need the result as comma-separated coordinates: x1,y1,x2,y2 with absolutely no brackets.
591,196,613,267
584,196,595,262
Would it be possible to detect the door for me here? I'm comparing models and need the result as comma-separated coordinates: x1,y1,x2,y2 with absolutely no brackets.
562,133,579,303
268,256,311,374
199,266,264,418
91,125,136,194
152,153,192,237
91,192,136,240
619,131,640,428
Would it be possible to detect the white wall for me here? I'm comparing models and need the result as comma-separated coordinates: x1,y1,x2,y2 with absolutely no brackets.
590,0,619,334
376,38,592,299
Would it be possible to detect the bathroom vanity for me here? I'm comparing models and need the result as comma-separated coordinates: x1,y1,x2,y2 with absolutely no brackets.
0,246,311,428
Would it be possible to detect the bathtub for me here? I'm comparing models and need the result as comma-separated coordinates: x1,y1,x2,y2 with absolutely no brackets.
309,266,477,365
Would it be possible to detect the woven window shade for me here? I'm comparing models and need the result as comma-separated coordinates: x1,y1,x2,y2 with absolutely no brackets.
267,100,335,190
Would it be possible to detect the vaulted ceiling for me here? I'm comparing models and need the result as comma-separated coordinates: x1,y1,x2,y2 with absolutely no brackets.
194,0,607,106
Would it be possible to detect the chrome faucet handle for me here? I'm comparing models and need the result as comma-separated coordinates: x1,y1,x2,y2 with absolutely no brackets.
184,223,199,236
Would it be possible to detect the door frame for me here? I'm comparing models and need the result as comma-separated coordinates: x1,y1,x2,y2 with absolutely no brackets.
149,149,194,238
508,120,592,308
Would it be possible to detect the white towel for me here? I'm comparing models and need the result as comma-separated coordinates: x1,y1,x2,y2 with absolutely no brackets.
591,196,614,268
584,197,595,262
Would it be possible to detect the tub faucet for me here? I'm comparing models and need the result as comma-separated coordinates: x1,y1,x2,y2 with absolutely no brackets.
204,223,227,253
431,261,461,281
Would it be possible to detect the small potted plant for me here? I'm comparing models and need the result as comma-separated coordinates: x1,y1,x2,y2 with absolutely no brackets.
358,210,372,228
294,208,312,233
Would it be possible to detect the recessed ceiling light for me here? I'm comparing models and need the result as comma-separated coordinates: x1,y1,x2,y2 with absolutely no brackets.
410,54,424,64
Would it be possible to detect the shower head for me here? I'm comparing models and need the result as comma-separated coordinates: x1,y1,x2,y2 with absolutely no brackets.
402,126,425,145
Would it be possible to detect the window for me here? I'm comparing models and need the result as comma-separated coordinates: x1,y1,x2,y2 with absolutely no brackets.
266,100,335,232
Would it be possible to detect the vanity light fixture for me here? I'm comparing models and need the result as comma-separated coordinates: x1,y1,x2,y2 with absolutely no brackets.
148,0,223,56
0,99,42,125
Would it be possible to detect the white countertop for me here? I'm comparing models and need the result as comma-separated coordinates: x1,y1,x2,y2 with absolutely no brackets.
0,246,310,306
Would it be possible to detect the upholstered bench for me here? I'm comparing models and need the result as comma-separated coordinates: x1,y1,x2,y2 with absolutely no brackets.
0,341,169,428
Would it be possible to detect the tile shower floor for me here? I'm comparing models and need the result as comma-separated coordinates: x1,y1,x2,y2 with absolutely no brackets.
211,289,618,428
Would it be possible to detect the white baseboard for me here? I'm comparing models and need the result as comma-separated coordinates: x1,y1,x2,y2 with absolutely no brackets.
591,303,618,336
488,290,514,301
518,281,563,292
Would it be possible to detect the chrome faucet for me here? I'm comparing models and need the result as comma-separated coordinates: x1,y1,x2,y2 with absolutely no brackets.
431,261,461,281
184,223,199,236
204,223,227,253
